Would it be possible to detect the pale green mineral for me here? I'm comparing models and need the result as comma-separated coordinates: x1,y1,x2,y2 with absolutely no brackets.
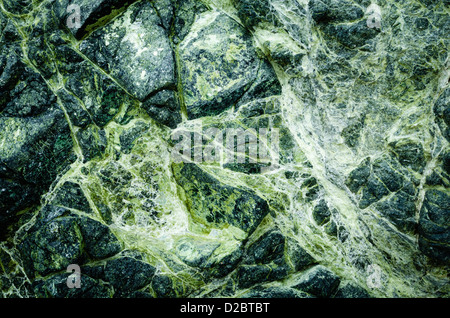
0,0,448,299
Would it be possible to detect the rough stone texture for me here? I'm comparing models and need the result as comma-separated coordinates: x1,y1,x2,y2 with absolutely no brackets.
55,45,133,128
232,0,282,30
240,286,314,298
291,265,341,298
141,90,182,129
80,1,175,102
0,103,76,237
32,273,112,298
434,87,450,142
333,281,371,298
0,0,449,300
233,229,315,289
16,204,121,278
173,163,270,236
179,11,281,119
53,0,137,40
104,255,156,293
418,189,450,264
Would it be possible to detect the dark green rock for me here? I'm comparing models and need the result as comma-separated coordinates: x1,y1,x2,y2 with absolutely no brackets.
425,171,445,186
52,42,128,127
421,189,450,229
0,105,76,235
236,60,282,109
312,199,331,225
341,118,364,148
0,179,39,238
80,1,175,102
337,225,349,243
18,213,84,277
302,176,320,201
151,275,177,298
26,32,58,80
325,220,338,236
76,125,108,162
287,239,316,271
235,230,306,288
172,0,209,44
372,158,404,193
239,264,286,285
57,89,91,128
17,204,122,278
346,157,371,193
141,90,182,129
375,191,417,232
309,0,364,24
179,12,280,120
236,264,272,288
240,286,313,298
104,256,156,292
418,189,450,263
389,141,426,172
270,51,304,71
236,97,281,119
77,216,122,259
208,247,243,279
0,0,447,300
415,17,430,31
245,230,285,264
96,202,113,225
232,0,281,30
53,0,137,39
291,265,341,298
324,20,380,49
2,68,55,118
0,109,76,186
333,282,371,298
119,121,151,154
51,181,92,213
223,162,271,175
173,163,270,235
0,46,23,109
32,273,111,298
0,11,21,43
433,87,450,142
358,175,390,209
81,264,105,280
442,151,450,176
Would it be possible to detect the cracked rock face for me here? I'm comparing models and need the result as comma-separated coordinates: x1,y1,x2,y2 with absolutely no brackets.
80,1,175,102
0,0,449,299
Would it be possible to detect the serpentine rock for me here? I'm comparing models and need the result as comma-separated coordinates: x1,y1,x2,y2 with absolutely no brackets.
0,0,448,299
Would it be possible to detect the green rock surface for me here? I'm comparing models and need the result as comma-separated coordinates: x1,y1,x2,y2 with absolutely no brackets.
0,0,449,299
80,1,175,102
179,11,281,119
173,163,270,236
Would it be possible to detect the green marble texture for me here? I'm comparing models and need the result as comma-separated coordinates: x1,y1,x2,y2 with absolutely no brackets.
0,0,448,298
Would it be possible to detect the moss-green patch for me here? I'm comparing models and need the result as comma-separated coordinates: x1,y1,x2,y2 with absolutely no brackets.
173,162,269,236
